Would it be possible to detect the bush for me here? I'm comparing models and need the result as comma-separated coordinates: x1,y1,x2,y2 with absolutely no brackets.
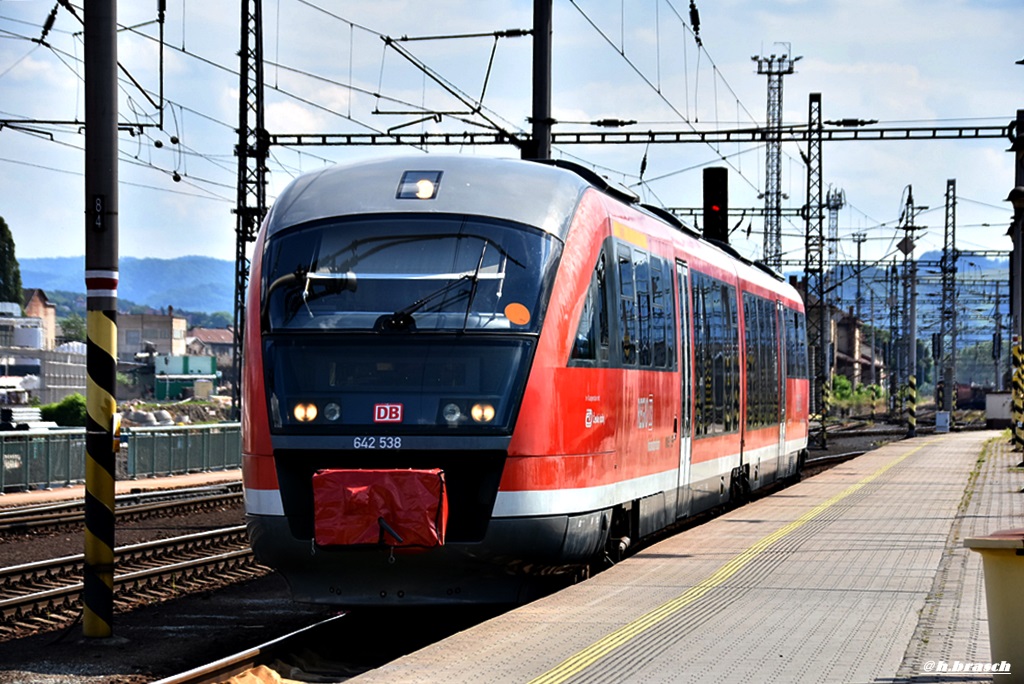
831,374,853,401
40,393,88,427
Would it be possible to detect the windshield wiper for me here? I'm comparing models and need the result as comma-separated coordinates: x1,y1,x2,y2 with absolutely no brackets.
373,274,474,332
262,268,357,327
462,241,489,331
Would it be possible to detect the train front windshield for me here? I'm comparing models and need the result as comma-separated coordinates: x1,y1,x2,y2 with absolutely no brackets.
260,214,563,434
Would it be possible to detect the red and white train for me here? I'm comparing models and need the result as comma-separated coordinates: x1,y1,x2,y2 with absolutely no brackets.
242,155,809,605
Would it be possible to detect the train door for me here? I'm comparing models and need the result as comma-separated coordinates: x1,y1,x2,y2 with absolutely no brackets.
776,301,788,476
675,261,693,519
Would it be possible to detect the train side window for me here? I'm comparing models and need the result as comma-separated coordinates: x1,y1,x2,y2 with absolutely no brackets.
571,250,611,364
691,272,707,436
618,246,637,365
650,256,674,368
597,252,610,350
784,308,796,377
635,251,652,366
721,282,740,433
692,270,739,437
796,311,809,378
743,293,759,428
744,294,781,429
783,308,808,379
767,299,779,417
571,273,598,361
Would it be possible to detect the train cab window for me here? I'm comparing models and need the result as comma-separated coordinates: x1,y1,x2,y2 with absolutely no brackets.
261,214,562,334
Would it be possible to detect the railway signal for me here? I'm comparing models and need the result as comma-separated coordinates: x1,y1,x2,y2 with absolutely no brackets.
703,167,728,243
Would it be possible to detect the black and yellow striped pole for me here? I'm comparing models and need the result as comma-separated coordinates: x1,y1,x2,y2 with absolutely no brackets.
905,374,917,438
83,0,118,638
1013,343,1023,451
949,371,956,430
821,376,831,448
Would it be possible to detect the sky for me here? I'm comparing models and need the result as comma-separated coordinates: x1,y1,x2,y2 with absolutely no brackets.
0,0,1022,274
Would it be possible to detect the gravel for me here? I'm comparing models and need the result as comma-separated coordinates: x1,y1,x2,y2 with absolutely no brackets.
0,500,335,684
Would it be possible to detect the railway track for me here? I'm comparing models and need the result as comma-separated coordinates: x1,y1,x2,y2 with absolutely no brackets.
153,615,348,684
0,525,265,641
0,482,243,534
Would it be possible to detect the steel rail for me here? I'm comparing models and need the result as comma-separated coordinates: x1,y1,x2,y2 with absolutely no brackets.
0,526,259,639
152,615,348,684
0,483,242,532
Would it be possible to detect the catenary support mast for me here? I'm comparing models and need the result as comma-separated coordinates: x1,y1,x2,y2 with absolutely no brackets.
232,0,268,419
83,0,119,639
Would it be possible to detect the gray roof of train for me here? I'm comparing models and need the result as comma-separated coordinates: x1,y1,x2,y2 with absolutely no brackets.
262,155,797,298
264,156,588,239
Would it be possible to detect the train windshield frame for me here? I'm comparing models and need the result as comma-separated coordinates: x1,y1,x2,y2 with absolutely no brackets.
261,213,563,334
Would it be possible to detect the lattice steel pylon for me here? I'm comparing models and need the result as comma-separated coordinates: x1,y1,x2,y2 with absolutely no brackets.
232,0,268,419
825,187,845,308
939,179,958,412
852,231,867,388
753,49,800,269
825,188,845,270
804,92,827,448
888,260,902,420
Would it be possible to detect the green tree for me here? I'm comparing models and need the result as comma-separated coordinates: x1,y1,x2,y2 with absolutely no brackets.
40,393,87,427
60,312,87,343
0,216,22,306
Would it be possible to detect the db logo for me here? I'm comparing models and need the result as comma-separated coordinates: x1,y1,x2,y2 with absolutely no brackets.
374,404,403,423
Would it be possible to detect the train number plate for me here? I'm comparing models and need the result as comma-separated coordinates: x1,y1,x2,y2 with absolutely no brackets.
353,436,403,449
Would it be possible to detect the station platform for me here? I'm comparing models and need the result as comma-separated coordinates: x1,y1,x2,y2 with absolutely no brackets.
352,430,1022,683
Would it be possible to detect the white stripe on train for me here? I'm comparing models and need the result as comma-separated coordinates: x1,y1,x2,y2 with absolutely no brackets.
244,440,807,519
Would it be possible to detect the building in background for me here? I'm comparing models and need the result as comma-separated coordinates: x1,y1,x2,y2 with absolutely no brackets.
186,327,234,371
153,354,217,400
117,308,187,362
0,290,84,404
22,289,56,350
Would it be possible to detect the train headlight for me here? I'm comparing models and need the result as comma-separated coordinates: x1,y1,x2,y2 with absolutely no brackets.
442,403,463,424
415,179,435,199
471,403,495,423
324,402,342,422
293,402,318,422
397,170,442,200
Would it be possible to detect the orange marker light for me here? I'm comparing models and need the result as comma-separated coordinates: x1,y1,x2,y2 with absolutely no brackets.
504,302,531,326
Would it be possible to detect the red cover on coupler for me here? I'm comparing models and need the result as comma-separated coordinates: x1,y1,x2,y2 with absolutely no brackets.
312,468,448,548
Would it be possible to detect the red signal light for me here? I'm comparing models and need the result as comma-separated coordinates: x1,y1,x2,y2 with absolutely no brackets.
703,167,728,242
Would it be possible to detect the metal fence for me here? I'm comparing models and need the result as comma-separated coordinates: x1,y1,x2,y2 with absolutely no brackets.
0,423,241,493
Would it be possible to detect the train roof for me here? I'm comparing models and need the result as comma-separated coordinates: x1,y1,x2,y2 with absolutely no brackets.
264,154,800,305
265,155,590,240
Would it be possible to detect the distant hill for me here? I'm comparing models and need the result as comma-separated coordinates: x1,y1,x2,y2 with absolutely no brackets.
21,256,234,314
